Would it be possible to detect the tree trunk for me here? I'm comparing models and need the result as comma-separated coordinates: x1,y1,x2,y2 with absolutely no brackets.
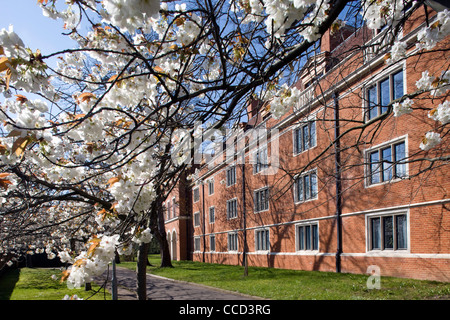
154,224,173,268
136,242,149,300
159,232,173,268
153,195,173,268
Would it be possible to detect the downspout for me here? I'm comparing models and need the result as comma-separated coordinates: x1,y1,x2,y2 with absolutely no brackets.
242,161,248,276
333,92,343,273
201,180,206,263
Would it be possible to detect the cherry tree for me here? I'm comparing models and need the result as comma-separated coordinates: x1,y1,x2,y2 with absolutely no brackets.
0,0,448,299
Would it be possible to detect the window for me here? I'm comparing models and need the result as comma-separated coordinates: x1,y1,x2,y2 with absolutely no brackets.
193,187,200,203
194,237,201,252
253,146,268,173
368,213,408,251
297,223,319,251
254,187,269,212
209,206,215,223
228,232,238,251
294,170,318,202
226,166,236,186
366,70,404,120
294,121,316,154
226,198,238,219
172,197,176,218
255,229,270,251
167,201,171,220
208,179,214,195
210,235,216,252
368,140,407,185
193,211,200,227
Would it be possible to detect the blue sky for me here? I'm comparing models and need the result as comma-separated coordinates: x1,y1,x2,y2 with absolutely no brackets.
0,1,81,112
0,0,77,57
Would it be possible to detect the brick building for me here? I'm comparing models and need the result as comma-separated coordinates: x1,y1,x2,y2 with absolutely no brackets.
164,7,450,282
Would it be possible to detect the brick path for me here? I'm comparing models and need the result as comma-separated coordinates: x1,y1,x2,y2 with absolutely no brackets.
94,266,262,300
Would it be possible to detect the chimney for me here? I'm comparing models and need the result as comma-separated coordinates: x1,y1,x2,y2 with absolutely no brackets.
321,25,355,53
321,28,332,53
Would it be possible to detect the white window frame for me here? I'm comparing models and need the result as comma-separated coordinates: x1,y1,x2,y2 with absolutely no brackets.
172,197,176,218
365,209,410,254
226,198,238,219
166,201,171,220
193,187,200,203
194,236,201,252
364,135,409,188
226,165,236,187
295,221,320,252
293,169,318,204
209,206,215,224
227,232,239,252
254,186,270,213
363,64,406,122
208,178,214,195
193,211,200,227
292,120,317,156
253,145,269,174
254,228,270,252
210,235,216,252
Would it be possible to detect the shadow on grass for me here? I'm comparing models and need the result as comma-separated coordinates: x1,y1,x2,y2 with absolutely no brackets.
0,268,20,300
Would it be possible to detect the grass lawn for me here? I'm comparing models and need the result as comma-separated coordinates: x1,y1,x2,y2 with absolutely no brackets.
0,268,111,300
119,254,450,300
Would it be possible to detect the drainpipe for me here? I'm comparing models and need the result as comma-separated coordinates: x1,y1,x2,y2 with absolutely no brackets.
333,92,343,273
201,180,206,263
242,161,248,276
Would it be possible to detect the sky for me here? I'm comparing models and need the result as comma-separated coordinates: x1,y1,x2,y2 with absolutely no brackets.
0,0,77,60
0,0,81,123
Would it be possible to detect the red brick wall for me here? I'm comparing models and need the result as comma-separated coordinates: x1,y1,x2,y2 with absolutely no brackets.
172,8,450,282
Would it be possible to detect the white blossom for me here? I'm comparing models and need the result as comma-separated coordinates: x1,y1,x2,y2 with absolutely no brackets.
393,98,413,117
429,100,450,125
386,41,407,64
417,9,450,51
419,131,442,151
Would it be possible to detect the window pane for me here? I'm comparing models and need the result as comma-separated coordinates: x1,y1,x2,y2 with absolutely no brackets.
303,125,310,150
311,172,318,198
263,148,268,168
383,216,394,249
370,151,380,184
368,86,378,119
393,71,404,100
264,189,269,210
210,236,215,251
209,180,214,194
396,215,407,249
298,227,304,250
310,122,316,147
312,224,319,250
382,147,393,181
394,142,406,178
380,78,390,113
304,175,311,200
371,217,381,249
256,232,260,250
296,177,304,202
295,128,302,153
305,225,311,250
266,230,270,250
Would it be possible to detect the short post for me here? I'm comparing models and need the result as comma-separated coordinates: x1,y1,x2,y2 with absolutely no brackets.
111,259,118,300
